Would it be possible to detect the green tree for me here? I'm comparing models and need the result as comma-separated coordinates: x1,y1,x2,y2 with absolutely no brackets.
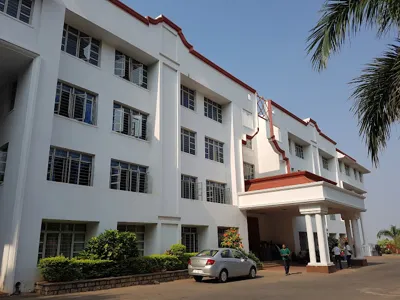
377,225,400,243
80,229,139,261
306,0,400,166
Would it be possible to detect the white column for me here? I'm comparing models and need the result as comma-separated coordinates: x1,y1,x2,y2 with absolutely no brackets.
359,213,366,245
344,219,353,246
315,213,330,264
351,218,363,259
305,214,317,264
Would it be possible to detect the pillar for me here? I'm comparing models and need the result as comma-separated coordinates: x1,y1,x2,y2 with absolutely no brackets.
351,217,363,259
359,213,366,245
315,213,330,264
344,219,353,247
304,214,317,264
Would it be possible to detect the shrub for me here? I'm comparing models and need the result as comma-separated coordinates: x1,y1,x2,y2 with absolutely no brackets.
82,230,139,261
238,249,263,269
38,256,82,282
165,244,186,257
220,228,243,249
148,254,182,271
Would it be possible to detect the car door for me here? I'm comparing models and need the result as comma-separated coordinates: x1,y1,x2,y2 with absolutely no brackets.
232,250,248,276
220,249,238,277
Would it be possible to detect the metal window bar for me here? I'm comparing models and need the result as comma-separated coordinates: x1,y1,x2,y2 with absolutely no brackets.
206,181,230,204
181,128,196,155
112,104,147,140
243,163,255,180
117,224,145,256
61,24,100,66
205,138,224,163
0,149,8,183
204,98,222,123
114,51,148,89
180,85,195,110
244,138,252,149
181,176,200,200
322,157,329,170
295,144,304,159
1,0,33,23
110,160,148,193
47,147,93,186
181,227,198,253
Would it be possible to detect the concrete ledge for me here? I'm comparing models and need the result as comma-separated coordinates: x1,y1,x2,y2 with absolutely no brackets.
351,258,368,266
35,270,189,296
306,264,337,274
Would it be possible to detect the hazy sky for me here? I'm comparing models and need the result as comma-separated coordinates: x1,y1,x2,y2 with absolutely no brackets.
123,0,399,243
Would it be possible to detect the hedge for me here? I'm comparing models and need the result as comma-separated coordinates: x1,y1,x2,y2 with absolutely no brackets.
38,254,195,283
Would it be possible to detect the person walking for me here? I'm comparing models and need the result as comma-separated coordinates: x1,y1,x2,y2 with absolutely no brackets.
332,243,343,270
280,244,291,276
344,242,353,268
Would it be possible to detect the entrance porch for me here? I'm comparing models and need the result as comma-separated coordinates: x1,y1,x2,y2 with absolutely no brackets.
240,171,368,273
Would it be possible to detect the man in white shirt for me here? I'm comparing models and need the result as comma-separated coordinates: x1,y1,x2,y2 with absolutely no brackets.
344,242,353,268
332,243,343,270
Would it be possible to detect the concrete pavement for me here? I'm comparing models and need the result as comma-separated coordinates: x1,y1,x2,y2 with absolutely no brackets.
15,256,400,299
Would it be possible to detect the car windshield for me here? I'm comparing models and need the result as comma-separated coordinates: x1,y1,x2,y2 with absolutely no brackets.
196,249,219,257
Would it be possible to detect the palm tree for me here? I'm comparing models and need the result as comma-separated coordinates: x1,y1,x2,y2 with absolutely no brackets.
377,225,400,240
306,0,400,166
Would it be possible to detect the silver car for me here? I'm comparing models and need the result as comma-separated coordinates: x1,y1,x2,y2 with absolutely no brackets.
188,248,257,283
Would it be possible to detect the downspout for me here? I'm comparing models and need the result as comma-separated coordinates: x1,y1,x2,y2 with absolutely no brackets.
266,99,291,173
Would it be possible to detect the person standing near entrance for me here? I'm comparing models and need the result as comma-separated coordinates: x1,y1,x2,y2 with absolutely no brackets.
280,244,291,275
332,243,343,270
344,242,353,268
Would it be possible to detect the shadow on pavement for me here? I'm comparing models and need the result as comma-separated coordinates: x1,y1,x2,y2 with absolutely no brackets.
200,275,264,284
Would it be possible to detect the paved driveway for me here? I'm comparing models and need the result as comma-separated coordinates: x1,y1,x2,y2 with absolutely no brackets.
17,256,400,299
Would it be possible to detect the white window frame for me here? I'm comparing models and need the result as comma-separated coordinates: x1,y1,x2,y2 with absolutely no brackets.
117,224,145,256
38,222,86,262
295,143,304,159
244,138,252,149
110,159,148,193
288,138,292,154
329,214,336,221
54,81,97,125
47,147,93,186
0,143,8,183
112,102,148,140
322,157,329,170
181,128,196,155
180,85,196,110
345,164,350,176
205,137,224,163
242,109,253,129
354,169,358,180
0,0,34,24
181,174,200,200
62,24,101,66
206,180,229,204
359,172,363,183
204,97,222,123
114,50,148,89
243,162,255,180
181,227,198,253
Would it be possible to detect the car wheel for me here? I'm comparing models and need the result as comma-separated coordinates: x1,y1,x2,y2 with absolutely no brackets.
193,276,203,282
219,269,228,283
249,267,257,279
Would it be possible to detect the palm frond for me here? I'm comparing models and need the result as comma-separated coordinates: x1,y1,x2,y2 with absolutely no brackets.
351,40,400,166
306,0,400,71
377,230,394,239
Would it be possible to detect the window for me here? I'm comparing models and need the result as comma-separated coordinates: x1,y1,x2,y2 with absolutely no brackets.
220,249,233,258
295,143,304,159
359,172,363,183
204,97,222,123
330,214,336,221
244,138,252,149
115,50,148,89
243,162,255,180
217,227,231,247
61,24,100,66
339,161,343,173
206,180,229,204
232,249,245,259
181,128,196,155
0,143,8,183
180,85,195,110
322,157,329,170
181,227,198,253
299,232,307,251
117,224,145,256
181,174,199,200
54,82,96,125
110,160,148,193
345,164,350,176
0,0,34,23
112,103,148,140
242,109,253,128
47,147,93,186
205,137,224,163
38,222,86,262
288,138,292,154
354,169,358,180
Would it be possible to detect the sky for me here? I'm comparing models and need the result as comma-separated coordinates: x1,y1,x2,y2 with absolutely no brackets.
123,0,399,243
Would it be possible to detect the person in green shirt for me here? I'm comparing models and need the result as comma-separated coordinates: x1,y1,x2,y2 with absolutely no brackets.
280,244,291,275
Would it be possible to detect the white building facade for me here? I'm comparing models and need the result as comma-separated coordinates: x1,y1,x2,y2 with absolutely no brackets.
0,0,370,293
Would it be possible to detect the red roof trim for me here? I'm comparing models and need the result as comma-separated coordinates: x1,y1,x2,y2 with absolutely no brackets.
267,99,291,173
336,148,357,162
270,100,337,145
245,171,337,186
108,0,256,94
